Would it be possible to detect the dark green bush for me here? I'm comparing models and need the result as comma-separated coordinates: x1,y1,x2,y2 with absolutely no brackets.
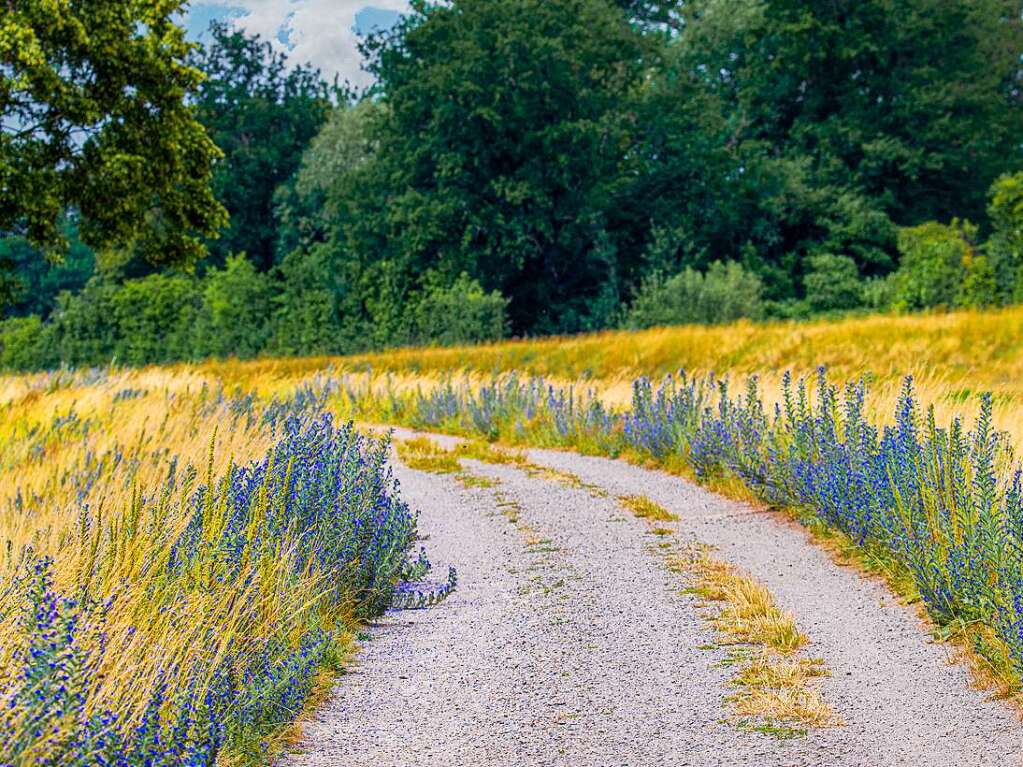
803,253,863,313
985,172,1023,303
267,248,348,356
52,279,119,367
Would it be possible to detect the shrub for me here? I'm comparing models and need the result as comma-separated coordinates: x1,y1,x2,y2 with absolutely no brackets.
985,172,1023,303
861,274,897,311
411,273,509,346
194,255,272,359
624,261,764,329
51,278,119,367
803,253,863,313
268,247,348,356
0,316,59,371
111,274,200,365
891,220,998,310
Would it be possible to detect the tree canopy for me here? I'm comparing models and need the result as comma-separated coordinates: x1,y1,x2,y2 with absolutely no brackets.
3,0,1023,371
0,0,226,263
190,22,336,269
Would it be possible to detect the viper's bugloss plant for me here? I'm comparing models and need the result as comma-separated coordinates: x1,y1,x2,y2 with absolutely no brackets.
351,369,1023,676
0,374,452,766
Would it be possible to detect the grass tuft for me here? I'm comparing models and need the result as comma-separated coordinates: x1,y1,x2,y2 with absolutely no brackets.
671,546,835,732
619,494,678,522
395,436,462,474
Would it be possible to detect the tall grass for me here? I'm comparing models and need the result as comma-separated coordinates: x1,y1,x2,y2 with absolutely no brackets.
187,304,1023,453
0,368,449,766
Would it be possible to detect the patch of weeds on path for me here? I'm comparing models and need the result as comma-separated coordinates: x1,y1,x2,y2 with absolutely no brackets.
396,436,462,473
456,473,500,489
663,545,838,736
426,436,610,498
395,435,500,488
619,494,678,522
736,720,808,740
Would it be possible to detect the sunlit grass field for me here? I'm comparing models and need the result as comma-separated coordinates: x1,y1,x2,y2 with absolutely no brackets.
4,304,1023,763
0,367,441,765
192,305,1023,452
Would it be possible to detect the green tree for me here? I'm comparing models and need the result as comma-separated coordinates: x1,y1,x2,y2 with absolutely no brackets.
1,0,226,262
191,22,335,270
0,220,94,319
349,0,649,335
680,0,1023,277
275,101,384,256
194,255,271,358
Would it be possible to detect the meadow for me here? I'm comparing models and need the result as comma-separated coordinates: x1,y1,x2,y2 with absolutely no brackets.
4,304,1023,764
0,368,452,766
312,305,1023,695
209,304,1023,449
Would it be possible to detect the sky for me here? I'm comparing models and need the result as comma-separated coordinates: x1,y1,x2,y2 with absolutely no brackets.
185,1,409,87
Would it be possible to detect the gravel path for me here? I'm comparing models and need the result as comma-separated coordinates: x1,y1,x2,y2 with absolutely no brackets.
281,433,1023,767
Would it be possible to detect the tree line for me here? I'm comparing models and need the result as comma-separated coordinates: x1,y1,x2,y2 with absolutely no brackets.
2,0,1023,370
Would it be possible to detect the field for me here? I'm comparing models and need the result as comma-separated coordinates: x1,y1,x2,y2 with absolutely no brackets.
202,305,1023,449
4,305,1023,763
0,368,453,766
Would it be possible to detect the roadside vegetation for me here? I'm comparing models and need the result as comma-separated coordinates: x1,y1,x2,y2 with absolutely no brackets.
325,366,1023,701
0,369,453,766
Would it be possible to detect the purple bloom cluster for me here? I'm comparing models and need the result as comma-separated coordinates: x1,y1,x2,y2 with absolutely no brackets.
1,392,452,766
408,370,1023,671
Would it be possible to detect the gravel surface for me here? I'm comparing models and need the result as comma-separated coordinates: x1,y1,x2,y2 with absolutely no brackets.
281,433,1023,767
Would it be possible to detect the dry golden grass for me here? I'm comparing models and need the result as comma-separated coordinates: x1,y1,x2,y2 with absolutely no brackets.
328,306,1023,391
395,436,462,474
290,305,1023,453
619,494,679,522
690,554,808,654
665,547,835,730
0,367,359,758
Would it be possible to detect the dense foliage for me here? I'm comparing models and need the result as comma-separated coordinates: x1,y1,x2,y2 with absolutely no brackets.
190,22,336,270
3,0,1023,370
0,0,226,263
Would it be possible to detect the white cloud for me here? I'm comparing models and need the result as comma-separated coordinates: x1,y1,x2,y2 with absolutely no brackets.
199,1,409,87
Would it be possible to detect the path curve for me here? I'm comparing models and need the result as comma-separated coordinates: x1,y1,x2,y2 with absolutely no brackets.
281,432,1023,767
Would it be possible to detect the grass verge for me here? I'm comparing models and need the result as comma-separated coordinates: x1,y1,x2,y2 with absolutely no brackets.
666,546,836,733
